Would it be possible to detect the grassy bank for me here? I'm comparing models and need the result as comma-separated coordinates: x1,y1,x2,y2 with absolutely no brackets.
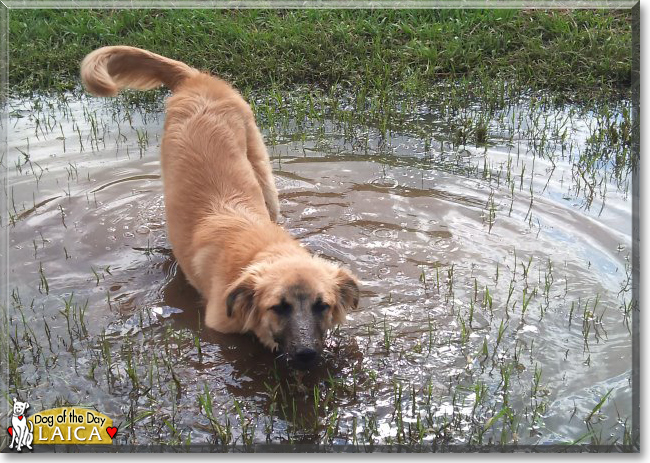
8,9,632,100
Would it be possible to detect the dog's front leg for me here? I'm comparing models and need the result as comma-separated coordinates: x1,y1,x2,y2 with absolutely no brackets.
20,428,29,451
15,430,23,451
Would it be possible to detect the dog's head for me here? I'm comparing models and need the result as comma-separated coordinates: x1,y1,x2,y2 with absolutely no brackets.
225,256,359,369
13,398,29,416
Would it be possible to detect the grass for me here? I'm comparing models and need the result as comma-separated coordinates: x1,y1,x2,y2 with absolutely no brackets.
8,9,632,101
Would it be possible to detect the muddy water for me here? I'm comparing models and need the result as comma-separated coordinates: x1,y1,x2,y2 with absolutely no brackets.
5,92,634,449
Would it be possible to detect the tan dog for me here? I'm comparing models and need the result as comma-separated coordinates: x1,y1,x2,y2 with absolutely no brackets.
80,46,359,368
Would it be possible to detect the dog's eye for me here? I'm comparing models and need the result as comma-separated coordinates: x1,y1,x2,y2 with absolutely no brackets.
270,301,292,316
313,301,330,314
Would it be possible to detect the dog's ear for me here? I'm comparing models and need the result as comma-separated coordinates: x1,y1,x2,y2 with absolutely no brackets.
333,268,360,323
226,274,256,319
25,403,30,410
13,397,17,403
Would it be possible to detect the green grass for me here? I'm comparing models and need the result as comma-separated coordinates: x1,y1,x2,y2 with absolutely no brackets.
8,9,632,100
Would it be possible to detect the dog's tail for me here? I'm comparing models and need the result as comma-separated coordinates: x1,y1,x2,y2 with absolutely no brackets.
81,46,200,97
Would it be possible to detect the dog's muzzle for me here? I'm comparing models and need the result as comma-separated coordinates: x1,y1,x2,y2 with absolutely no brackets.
291,347,319,369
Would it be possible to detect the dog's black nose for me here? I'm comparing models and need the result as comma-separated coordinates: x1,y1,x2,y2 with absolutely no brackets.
294,348,318,365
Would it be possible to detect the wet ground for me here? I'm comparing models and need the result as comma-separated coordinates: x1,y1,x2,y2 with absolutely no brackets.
3,89,635,450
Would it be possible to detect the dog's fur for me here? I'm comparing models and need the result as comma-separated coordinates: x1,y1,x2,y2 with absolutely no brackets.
9,398,33,452
80,46,359,367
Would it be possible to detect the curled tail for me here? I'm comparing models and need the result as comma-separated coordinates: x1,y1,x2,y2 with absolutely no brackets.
80,46,200,97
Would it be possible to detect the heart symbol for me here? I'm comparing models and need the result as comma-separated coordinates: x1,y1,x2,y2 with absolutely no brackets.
7,426,12,436
106,426,118,439
18,416,23,420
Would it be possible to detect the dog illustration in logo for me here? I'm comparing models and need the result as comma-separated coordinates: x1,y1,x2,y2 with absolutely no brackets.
8,398,33,452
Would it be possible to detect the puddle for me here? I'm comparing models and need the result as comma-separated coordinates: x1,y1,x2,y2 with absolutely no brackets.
5,91,634,449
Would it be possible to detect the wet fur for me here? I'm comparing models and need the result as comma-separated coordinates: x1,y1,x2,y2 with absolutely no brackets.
80,46,359,362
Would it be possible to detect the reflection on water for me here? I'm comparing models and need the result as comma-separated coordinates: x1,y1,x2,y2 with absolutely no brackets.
5,92,634,449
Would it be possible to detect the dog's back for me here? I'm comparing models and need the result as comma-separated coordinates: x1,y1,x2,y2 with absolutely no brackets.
81,46,280,295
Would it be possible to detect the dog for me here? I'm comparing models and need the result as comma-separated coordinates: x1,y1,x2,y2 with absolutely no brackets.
9,398,33,452
80,46,359,369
